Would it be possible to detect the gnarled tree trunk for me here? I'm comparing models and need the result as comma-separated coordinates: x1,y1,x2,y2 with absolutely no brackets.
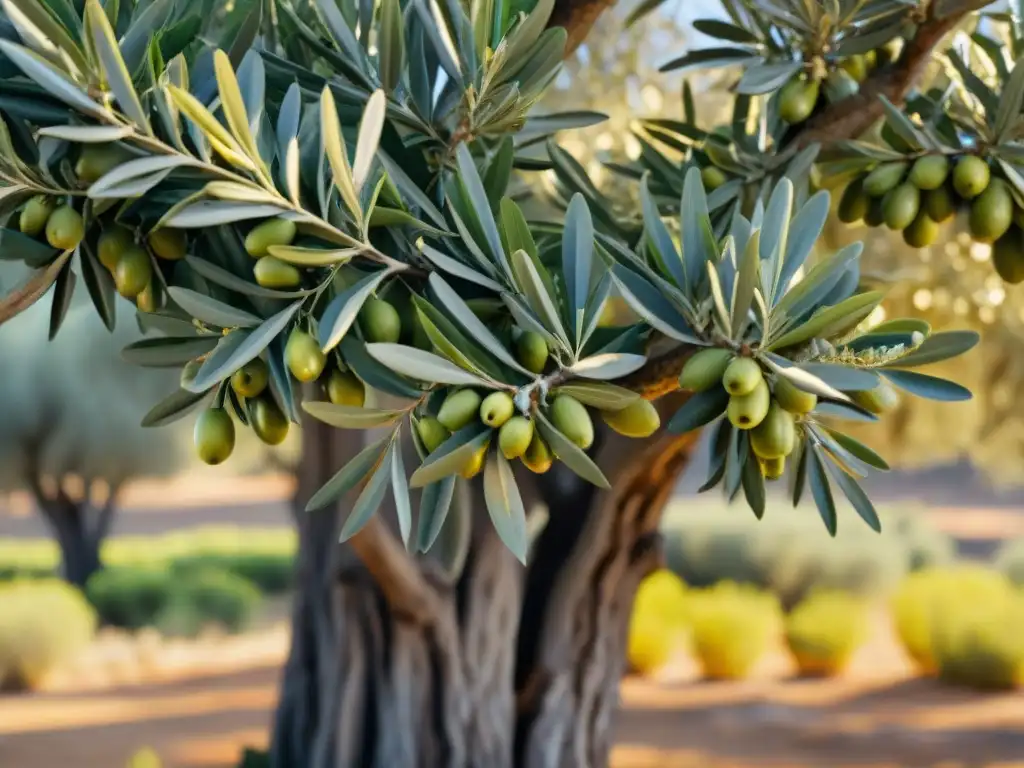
271,408,697,768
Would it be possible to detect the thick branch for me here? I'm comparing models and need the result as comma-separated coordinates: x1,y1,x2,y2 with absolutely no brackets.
347,518,442,626
620,343,697,400
794,2,981,148
549,0,616,54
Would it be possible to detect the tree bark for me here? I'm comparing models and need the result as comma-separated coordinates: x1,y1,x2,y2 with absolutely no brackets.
29,481,117,589
271,403,698,768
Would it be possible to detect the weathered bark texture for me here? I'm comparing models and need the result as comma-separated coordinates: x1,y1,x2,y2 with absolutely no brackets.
270,400,697,768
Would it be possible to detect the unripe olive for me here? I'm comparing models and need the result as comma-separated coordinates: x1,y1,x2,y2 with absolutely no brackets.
231,358,270,398
479,391,515,428
773,376,817,415
908,155,950,191
952,155,990,200
460,444,488,479
882,182,920,230
45,205,84,250
522,432,553,474
761,456,786,481
437,389,482,431
1014,206,1024,230
148,228,187,260
924,186,956,223
837,179,870,223
851,379,900,415
114,246,152,299
97,226,133,272
136,281,157,313
516,331,549,374
969,179,1013,243
499,416,535,459
244,217,297,257
750,401,796,459
778,77,819,124
75,143,133,183
254,256,301,288
252,396,290,445
862,162,907,197
194,408,235,465
601,399,660,438
180,360,202,389
700,166,728,191
722,357,763,396
359,297,402,344
416,416,450,454
19,195,54,236
285,329,326,382
326,369,365,406
863,197,885,227
840,55,867,82
727,379,770,430
679,348,733,392
824,69,859,101
550,394,594,450
902,211,940,248
993,229,1024,284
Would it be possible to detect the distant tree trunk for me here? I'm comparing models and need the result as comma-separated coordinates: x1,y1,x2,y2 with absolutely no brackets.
27,477,118,589
270,405,697,768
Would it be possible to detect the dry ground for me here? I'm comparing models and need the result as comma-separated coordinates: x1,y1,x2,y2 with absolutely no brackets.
1,612,1023,768
1,475,1022,767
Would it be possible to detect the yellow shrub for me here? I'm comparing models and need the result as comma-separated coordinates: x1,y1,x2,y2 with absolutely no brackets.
627,569,689,676
892,566,1011,675
931,582,1024,690
689,582,781,680
785,591,869,677
0,579,96,691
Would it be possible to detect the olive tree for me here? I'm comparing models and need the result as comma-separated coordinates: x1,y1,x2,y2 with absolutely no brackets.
0,0,996,765
0,280,187,586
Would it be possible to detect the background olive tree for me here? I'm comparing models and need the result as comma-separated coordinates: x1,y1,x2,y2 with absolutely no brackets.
0,0,999,766
0,275,188,586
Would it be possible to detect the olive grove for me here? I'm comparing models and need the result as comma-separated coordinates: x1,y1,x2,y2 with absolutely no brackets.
0,0,1005,765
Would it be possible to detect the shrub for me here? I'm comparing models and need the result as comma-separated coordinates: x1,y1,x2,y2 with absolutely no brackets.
784,591,869,677
688,582,780,680
171,552,294,595
0,540,57,581
236,749,270,768
995,538,1024,588
931,585,1024,690
662,500,944,609
86,567,174,629
0,579,96,691
161,568,262,635
892,565,1016,676
627,570,689,675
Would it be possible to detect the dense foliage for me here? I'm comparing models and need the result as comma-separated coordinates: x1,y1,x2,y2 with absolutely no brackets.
0,0,986,560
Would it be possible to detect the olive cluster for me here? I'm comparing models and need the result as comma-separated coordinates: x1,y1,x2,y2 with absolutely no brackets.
415,331,661,478
97,225,186,310
680,349,810,479
244,217,302,288
777,43,900,126
18,195,85,254
679,348,901,479
191,296,402,465
837,154,1024,283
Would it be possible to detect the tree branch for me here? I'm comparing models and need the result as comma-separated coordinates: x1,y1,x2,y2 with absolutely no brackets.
549,0,617,54
347,517,443,626
794,2,979,148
